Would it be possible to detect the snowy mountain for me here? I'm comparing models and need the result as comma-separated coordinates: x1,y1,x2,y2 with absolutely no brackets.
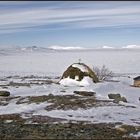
47,45,85,50
0,46,53,55
18,46,50,52
122,45,140,49
1,44,140,56
102,46,114,49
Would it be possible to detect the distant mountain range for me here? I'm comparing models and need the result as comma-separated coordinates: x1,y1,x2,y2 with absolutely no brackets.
0,45,140,55
47,45,85,50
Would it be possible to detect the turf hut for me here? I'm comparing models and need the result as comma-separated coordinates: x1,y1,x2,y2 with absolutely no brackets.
59,63,99,85
133,76,140,87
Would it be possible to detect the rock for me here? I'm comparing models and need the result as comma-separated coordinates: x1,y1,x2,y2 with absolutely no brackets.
9,81,30,87
113,98,121,103
60,90,66,93
108,93,121,99
108,93,127,103
74,91,96,96
113,97,127,103
116,127,127,133
0,91,10,96
139,97,140,101
121,97,127,103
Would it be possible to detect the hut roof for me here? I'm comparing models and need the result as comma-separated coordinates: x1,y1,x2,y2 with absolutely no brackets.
133,76,140,81
60,63,99,83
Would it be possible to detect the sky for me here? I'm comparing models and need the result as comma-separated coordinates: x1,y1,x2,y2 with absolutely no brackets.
0,1,140,48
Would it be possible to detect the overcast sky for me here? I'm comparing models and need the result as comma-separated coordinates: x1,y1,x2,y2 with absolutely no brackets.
0,1,140,48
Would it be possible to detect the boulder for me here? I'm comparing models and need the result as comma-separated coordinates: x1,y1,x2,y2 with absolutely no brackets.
108,93,127,103
74,91,96,96
121,97,127,103
0,91,10,96
108,93,121,99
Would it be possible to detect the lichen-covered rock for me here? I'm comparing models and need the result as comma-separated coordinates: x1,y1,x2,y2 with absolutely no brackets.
73,91,96,96
108,93,127,103
108,93,121,99
0,91,10,96
113,97,127,103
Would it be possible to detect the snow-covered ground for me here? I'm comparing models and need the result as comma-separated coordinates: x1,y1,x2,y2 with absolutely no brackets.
0,48,140,127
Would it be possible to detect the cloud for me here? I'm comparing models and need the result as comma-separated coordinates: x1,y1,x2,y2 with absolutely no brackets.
0,2,140,34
